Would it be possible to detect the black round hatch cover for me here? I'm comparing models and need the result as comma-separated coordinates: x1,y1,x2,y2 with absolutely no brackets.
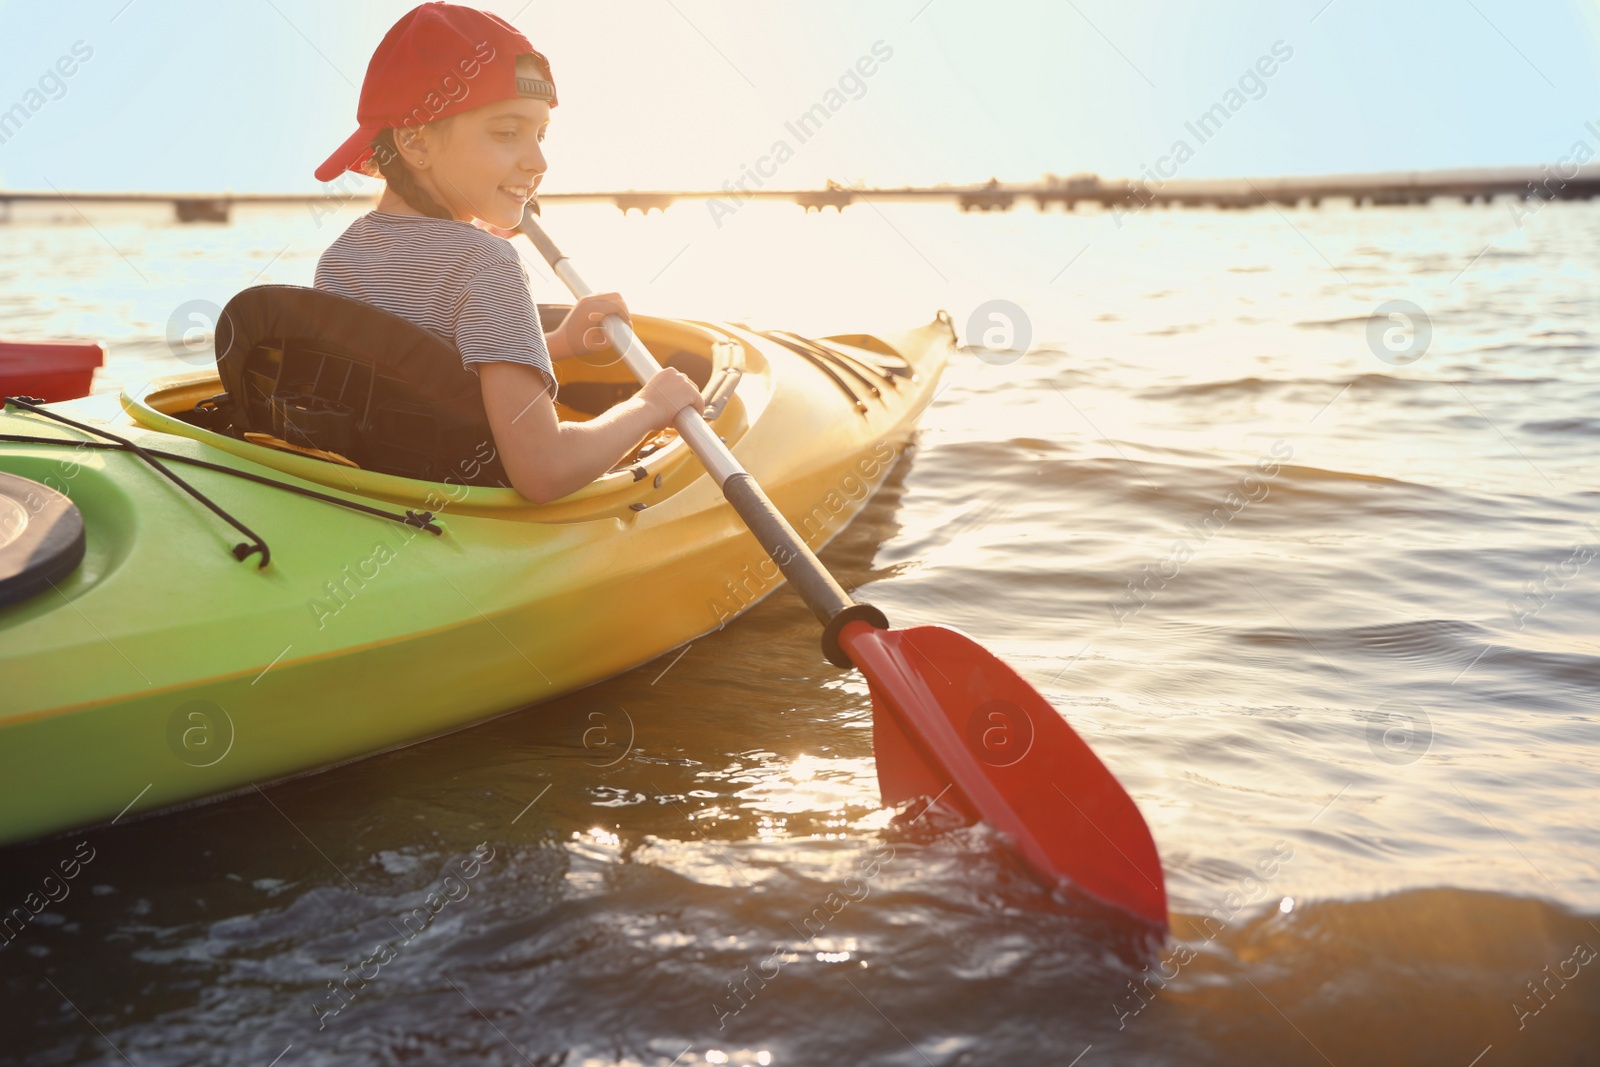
0,471,87,608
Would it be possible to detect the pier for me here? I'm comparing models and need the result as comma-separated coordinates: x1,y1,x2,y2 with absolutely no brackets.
0,167,1590,223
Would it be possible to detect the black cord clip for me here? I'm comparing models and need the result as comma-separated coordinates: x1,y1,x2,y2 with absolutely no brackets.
404,510,443,534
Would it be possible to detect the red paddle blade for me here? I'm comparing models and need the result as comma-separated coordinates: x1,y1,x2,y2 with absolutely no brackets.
841,622,1168,930
869,675,961,813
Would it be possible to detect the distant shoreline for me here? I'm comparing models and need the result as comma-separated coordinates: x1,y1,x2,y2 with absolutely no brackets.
3,166,1599,224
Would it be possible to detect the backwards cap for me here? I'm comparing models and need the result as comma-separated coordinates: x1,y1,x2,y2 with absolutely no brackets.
314,2,556,182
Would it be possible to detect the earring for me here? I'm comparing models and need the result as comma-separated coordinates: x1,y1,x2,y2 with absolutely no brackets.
399,131,427,168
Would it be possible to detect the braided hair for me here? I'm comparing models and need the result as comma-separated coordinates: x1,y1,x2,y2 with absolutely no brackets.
367,127,454,220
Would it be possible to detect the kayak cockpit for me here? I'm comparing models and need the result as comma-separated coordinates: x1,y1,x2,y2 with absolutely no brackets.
120,307,760,522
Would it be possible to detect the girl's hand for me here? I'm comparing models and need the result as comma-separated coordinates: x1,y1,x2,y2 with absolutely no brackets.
556,292,631,359
638,367,705,428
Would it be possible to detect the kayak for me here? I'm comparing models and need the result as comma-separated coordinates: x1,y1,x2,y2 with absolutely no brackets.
0,308,954,848
0,340,105,402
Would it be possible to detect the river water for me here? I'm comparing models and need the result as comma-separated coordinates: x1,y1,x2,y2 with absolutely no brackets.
2,194,1598,1065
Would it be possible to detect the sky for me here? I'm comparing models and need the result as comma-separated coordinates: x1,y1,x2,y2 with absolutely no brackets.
1,0,1599,195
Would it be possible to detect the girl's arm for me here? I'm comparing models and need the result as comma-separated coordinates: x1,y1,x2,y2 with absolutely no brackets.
478,360,704,504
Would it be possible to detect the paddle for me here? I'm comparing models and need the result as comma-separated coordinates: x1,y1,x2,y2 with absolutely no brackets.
517,208,1168,932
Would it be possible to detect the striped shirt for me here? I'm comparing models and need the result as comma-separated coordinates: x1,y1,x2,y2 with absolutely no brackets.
314,211,556,396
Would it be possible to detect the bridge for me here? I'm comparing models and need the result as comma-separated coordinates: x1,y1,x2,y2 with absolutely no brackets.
0,168,1587,223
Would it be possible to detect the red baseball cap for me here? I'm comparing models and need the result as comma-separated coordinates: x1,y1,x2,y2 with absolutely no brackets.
314,2,557,182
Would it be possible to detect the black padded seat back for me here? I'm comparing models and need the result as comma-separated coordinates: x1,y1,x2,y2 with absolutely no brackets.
214,285,508,486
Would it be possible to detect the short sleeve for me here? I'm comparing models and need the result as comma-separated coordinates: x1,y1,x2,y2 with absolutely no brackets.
455,252,557,398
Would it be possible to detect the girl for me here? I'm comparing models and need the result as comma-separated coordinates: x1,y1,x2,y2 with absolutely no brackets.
312,2,703,503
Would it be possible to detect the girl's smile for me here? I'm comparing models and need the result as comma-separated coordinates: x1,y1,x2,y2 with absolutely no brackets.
384,87,551,230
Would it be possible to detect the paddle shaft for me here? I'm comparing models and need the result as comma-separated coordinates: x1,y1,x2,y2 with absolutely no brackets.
519,214,887,665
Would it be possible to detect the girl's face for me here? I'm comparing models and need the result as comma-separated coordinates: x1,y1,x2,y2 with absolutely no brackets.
405,95,550,229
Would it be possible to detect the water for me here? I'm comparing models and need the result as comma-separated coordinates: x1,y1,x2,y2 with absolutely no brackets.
2,195,1598,1065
